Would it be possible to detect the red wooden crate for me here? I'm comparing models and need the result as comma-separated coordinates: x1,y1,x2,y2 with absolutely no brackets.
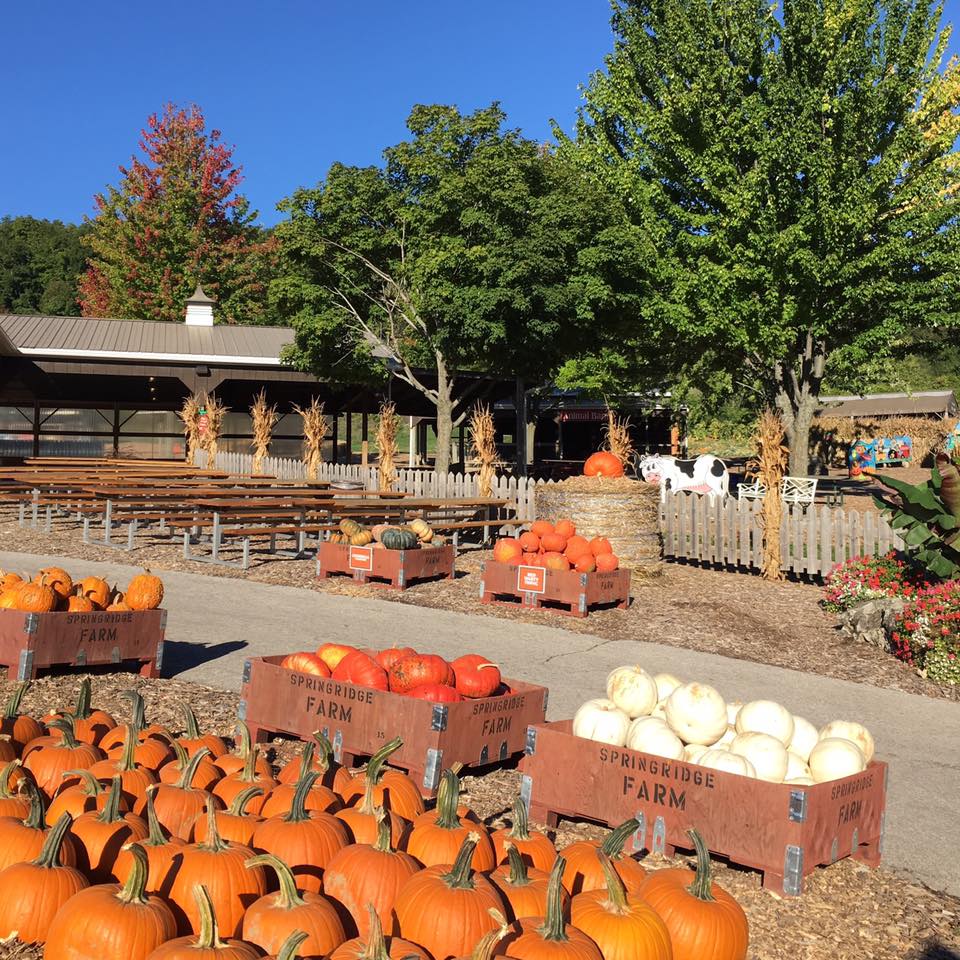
0,609,166,680
480,559,630,617
317,542,455,590
239,654,548,797
519,720,886,896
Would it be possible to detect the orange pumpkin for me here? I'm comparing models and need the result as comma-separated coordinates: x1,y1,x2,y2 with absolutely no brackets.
570,849,672,960
190,784,264,847
489,842,557,921
78,575,111,609
0,570,22,592
1,680,45,750
23,718,104,797
574,555,596,573
530,521,554,539
45,677,116,745
89,723,159,809
0,759,30,819
564,536,591,561
561,819,646,896
544,554,570,572
67,593,96,612
637,829,748,960
540,533,567,553
0,780,79,873
277,731,350,793
16,577,58,613
330,904,432,960
241,852,347,957
158,736,221,791
584,452,625,478
263,743,342,820
334,776,404,846
281,652,332,676
554,519,577,539
315,643,356,672
493,538,523,564
151,746,217,841
518,532,541,553
0,587,22,609
125,569,164,610
178,703,229,758
44,841,177,959
47,767,123,822
113,786,186,899
595,553,619,573
589,537,613,557
492,796,556,872
337,738,425,820
69,775,148,882
36,566,73,601
213,740,276,814
107,590,132,611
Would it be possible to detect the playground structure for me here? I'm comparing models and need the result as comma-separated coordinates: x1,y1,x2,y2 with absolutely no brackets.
848,436,912,475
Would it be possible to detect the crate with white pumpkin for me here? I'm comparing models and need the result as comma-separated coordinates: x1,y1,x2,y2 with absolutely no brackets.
519,667,886,896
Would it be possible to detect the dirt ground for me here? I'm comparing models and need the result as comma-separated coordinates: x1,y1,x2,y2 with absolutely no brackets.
2,514,956,704
1,673,958,960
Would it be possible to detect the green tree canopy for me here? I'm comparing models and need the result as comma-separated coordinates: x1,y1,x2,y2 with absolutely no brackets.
0,216,87,315
566,0,960,471
79,103,277,325
275,103,623,472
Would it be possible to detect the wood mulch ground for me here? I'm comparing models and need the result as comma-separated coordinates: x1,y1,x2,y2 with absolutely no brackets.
0,673,958,960
2,515,957,703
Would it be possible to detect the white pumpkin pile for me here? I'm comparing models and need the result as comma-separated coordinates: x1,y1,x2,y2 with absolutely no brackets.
572,665,875,785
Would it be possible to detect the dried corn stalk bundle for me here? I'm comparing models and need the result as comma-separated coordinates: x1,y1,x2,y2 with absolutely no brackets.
250,390,279,475
603,406,635,466
294,398,328,481
469,404,499,497
202,394,229,470
177,392,203,466
750,409,788,581
376,401,399,492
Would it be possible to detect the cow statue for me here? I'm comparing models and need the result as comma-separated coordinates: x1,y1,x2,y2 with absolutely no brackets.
638,454,730,501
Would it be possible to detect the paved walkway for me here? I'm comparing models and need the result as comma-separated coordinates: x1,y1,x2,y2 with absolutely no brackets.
3,550,958,897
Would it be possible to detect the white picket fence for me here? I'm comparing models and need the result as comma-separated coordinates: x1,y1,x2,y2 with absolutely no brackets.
203,449,543,519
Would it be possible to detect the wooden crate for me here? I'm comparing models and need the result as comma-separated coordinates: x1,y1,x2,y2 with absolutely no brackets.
0,609,166,680
519,720,887,896
317,542,455,590
239,654,548,796
479,560,630,617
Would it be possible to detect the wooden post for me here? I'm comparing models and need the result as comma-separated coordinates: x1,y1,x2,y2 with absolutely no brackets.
331,411,339,464
515,377,527,478
458,423,466,470
361,440,369,467
112,403,121,458
32,401,40,457
345,410,353,464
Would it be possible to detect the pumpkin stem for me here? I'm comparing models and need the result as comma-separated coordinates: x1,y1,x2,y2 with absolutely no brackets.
21,778,48,829
0,759,22,799
359,904,389,960
276,930,310,960
96,775,125,824
507,794,532,841
234,721,253,764
245,853,307,908
228,785,265,816
296,740,316,783
471,909,510,960
434,768,462,830
120,689,147,733
48,716,80,748
504,841,531,887
311,731,333,774
198,795,229,852
240,743,261,785
372,806,393,853
174,743,211,791
73,678,93,720
61,768,103,798
119,723,138,772
181,702,203,739
364,736,402,787
3,680,29,719
600,817,640,860
536,856,569,942
285,769,318,823
441,831,480,890
686,829,716,903
357,776,378,817
596,849,629,913
143,786,169,846
193,884,229,949
117,842,150,905
32,811,72,868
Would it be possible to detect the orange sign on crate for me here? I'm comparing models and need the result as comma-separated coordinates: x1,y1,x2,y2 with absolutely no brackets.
348,546,374,572
516,565,546,594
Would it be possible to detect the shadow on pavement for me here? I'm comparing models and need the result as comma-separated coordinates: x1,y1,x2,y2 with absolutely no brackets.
161,639,247,677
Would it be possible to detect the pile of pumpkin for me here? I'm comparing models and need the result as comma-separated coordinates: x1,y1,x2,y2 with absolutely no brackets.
329,518,439,551
280,644,505,704
0,566,164,613
0,677,748,960
575,666,876,785
492,521,620,574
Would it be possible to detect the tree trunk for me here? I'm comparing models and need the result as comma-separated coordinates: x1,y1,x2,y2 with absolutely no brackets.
773,333,827,476
434,356,453,475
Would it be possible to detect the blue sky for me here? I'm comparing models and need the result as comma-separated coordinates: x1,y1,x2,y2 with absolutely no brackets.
0,1,615,226
3,1,959,228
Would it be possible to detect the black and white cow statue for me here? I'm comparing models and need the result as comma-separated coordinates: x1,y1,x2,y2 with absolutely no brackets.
638,454,730,501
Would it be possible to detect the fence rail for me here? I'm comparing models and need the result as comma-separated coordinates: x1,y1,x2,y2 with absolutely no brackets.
659,493,906,578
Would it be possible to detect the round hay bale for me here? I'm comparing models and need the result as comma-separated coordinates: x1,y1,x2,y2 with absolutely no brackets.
535,477,662,577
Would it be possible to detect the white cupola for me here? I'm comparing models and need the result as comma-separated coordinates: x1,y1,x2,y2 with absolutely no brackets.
185,283,216,326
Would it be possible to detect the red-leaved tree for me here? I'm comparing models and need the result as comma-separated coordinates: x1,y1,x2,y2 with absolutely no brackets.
79,103,277,324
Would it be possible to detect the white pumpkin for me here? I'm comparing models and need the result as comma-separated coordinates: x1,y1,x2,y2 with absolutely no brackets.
726,701,743,725
736,700,794,747
785,776,815,786
683,743,709,764
651,701,668,721
654,672,682,702
809,737,866,783
626,717,684,759
712,725,736,747
819,720,875,763
698,749,757,778
606,666,658,719
573,698,630,746
785,751,811,781
729,732,789,783
788,716,819,762
665,682,728,745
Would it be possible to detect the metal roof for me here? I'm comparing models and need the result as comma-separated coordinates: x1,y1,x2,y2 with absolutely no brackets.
0,313,294,367
816,390,958,419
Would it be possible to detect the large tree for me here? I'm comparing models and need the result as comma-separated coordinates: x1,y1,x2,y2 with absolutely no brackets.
0,216,87,315
275,103,620,472
567,0,960,472
79,103,277,324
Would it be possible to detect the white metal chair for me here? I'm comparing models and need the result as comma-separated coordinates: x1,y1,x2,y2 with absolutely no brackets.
780,476,818,507
737,480,767,501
